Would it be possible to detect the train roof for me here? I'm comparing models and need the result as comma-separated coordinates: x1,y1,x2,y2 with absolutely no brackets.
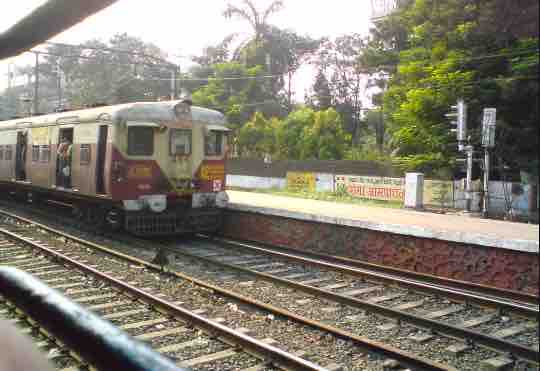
0,100,227,131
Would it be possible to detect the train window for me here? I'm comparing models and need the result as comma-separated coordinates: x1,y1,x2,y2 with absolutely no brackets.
32,146,40,162
80,144,91,165
128,127,154,156
170,129,191,156
0,146,4,160
5,146,12,161
205,131,223,156
39,145,50,163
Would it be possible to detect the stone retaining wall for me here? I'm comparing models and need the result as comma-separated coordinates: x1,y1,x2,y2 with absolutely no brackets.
222,210,539,295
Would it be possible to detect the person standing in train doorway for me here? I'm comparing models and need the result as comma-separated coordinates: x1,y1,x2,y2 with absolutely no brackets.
65,140,73,188
57,137,70,188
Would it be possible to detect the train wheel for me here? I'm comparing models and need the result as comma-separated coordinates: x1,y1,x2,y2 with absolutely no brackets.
72,206,86,228
105,209,123,232
86,207,105,231
72,206,84,219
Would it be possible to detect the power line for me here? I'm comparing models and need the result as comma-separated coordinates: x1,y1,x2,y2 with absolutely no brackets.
26,52,284,82
419,75,539,91
43,41,178,67
458,48,539,63
27,49,286,83
141,74,284,82
27,50,174,70
374,47,539,70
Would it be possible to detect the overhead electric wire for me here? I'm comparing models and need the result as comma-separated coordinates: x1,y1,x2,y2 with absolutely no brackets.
457,48,539,63
142,74,283,82
18,42,538,84
24,49,284,82
43,41,178,67
26,50,174,70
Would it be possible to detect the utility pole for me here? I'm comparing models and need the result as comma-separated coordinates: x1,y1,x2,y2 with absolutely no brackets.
465,145,474,212
177,62,183,99
33,52,40,115
56,59,63,111
7,63,13,91
170,68,176,100
288,69,293,110
7,63,14,116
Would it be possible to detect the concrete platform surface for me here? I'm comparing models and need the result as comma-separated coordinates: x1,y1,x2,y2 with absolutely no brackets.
226,191,539,253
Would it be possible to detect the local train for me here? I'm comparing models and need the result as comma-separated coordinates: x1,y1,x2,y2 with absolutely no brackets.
0,100,230,235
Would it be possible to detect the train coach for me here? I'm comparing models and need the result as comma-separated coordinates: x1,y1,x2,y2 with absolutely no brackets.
0,100,230,236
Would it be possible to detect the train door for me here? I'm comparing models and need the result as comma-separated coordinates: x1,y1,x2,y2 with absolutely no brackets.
96,125,108,194
56,128,73,188
15,132,27,181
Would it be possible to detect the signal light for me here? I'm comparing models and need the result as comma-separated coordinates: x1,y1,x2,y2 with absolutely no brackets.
445,99,467,142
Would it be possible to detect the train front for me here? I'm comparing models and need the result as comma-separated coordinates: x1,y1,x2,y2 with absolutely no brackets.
115,100,229,236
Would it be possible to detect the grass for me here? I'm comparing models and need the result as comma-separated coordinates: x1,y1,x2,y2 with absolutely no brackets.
227,187,404,209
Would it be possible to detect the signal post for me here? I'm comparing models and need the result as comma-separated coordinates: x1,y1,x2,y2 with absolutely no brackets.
481,108,497,217
447,100,498,216
446,99,473,212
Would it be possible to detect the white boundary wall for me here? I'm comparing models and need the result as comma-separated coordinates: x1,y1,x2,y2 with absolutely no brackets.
227,174,535,217
227,175,286,190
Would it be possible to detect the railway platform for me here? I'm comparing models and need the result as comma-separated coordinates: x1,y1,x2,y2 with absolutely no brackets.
222,191,539,294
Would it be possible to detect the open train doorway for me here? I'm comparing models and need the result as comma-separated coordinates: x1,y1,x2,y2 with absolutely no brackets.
96,125,108,194
56,128,73,189
15,132,28,181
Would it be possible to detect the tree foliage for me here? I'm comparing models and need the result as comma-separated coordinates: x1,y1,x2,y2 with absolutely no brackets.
222,0,320,100
190,62,282,131
237,107,350,160
308,35,366,144
362,0,539,175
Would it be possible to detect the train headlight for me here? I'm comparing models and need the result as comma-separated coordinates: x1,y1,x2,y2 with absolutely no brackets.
174,101,192,119
175,179,191,190
139,195,167,213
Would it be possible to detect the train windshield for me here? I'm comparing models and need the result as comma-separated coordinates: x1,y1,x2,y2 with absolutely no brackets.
128,126,154,156
205,130,223,156
170,129,191,156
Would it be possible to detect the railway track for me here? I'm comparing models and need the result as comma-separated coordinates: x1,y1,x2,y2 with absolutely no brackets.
0,202,538,370
171,238,539,367
208,236,538,312
0,208,456,371
0,226,329,371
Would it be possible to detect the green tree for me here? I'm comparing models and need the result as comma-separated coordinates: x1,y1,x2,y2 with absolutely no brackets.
308,35,366,143
223,1,320,101
274,107,315,159
362,0,539,175
35,34,173,110
308,69,332,110
236,107,350,160
223,0,284,44
237,112,280,157
191,62,281,130
299,108,350,160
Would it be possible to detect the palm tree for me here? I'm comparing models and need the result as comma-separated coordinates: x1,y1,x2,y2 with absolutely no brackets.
223,0,284,44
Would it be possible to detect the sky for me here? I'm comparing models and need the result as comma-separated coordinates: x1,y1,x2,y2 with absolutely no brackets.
0,0,374,100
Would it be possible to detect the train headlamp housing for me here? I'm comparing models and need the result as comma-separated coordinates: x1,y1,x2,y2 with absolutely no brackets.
174,101,192,119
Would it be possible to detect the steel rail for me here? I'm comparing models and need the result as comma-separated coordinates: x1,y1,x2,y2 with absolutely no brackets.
214,235,539,305
0,266,186,371
0,210,454,371
208,236,539,317
0,228,327,371
172,241,540,364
